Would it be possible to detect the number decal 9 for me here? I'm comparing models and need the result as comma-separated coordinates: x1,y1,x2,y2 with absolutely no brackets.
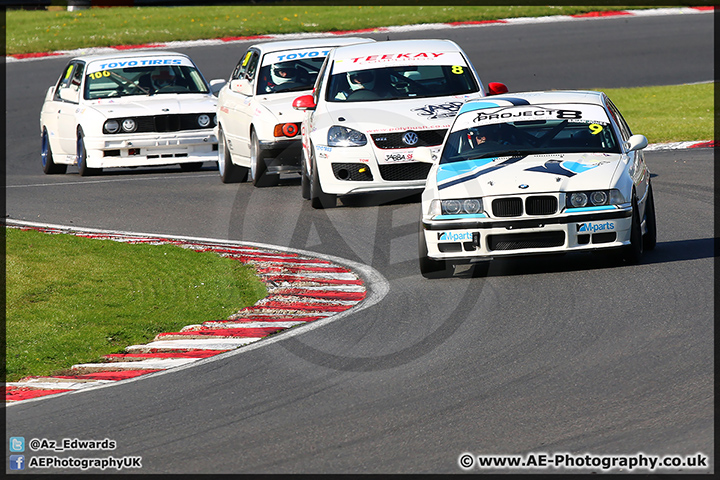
589,123,603,135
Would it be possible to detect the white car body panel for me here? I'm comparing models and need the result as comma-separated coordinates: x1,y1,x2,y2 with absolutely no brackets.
216,37,375,177
300,39,498,199
39,51,220,173
419,90,653,269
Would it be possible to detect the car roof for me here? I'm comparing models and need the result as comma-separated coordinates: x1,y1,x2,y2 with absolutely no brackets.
478,90,606,106
251,36,375,54
331,38,463,61
69,50,192,64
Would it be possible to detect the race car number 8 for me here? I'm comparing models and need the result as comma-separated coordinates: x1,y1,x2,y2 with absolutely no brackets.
89,71,111,79
451,66,464,74
589,123,603,135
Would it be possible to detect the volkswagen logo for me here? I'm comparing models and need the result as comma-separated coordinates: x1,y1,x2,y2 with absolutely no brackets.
402,131,419,146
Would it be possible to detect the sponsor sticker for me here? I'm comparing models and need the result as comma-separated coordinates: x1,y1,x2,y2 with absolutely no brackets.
438,231,473,242
262,48,332,66
577,221,616,233
88,56,190,74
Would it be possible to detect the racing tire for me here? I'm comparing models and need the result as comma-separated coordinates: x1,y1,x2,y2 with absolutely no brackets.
218,127,248,183
179,162,204,172
309,146,336,209
300,151,311,200
76,129,101,177
642,182,657,251
250,129,279,188
41,128,66,174
621,195,644,264
418,225,451,278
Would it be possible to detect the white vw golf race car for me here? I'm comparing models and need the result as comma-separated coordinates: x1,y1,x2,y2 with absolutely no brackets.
40,51,223,176
292,39,508,208
215,37,374,186
416,91,656,277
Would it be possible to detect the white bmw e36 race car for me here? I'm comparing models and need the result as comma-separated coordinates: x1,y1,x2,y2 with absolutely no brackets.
292,38,508,208
40,51,224,176
415,90,657,278
215,37,375,187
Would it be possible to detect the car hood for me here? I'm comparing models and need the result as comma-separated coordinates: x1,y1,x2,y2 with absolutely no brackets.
434,152,625,198
87,94,217,115
324,94,482,132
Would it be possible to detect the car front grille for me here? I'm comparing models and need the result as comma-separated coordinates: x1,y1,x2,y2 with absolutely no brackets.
371,129,447,149
111,114,215,134
492,195,559,217
488,231,565,251
378,162,432,181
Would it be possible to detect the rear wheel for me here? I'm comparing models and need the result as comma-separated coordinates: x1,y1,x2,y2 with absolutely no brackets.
76,129,100,176
309,145,336,209
41,128,66,174
250,129,279,187
218,127,248,183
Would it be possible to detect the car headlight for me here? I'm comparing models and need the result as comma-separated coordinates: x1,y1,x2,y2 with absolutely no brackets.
198,114,211,128
566,189,625,208
328,125,367,147
430,198,484,215
122,118,137,133
103,119,120,134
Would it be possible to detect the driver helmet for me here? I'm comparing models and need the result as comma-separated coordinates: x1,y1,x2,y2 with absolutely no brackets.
151,66,176,89
347,70,375,91
271,62,297,85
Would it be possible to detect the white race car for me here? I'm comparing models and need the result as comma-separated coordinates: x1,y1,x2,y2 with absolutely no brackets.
292,38,508,208
416,90,656,277
215,37,374,186
40,51,224,176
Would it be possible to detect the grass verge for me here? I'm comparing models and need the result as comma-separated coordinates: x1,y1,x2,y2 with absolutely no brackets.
4,227,268,382
6,5,655,55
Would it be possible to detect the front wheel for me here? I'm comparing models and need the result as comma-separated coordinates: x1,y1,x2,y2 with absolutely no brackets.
642,182,657,251
218,127,248,183
76,130,100,177
250,130,279,188
418,224,451,278
41,128,66,174
309,146,336,209
621,195,644,264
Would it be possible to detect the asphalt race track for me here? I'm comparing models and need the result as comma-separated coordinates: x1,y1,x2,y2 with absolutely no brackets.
5,12,714,474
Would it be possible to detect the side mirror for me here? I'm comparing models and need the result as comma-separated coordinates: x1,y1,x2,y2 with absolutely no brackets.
414,146,434,164
230,78,253,96
58,88,79,103
46,86,56,101
292,94,316,111
487,82,508,96
209,79,227,97
624,134,648,152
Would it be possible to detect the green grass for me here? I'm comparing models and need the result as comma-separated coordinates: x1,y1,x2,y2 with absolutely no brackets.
5,227,268,382
603,83,714,143
6,5,656,55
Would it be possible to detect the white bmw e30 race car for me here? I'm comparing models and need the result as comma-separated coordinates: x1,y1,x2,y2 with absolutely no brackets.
40,51,224,176
415,90,657,277
215,37,375,187
292,38,508,208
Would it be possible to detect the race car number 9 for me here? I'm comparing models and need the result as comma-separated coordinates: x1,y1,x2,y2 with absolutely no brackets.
589,123,603,135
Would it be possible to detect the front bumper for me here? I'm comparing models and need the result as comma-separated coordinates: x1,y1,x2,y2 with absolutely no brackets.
421,205,633,262
85,131,218,168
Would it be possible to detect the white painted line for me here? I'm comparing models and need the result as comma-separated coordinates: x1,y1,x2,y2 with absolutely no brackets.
71,358,198,370
5,380,115,390
124,338,263,352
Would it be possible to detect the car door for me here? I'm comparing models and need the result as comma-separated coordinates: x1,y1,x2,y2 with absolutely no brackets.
54,61,85,156
219,49,260,163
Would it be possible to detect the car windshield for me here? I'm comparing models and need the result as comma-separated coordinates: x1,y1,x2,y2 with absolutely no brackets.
327,64,478,102
84,65,209,99
440,110,621,164
256,56,326,94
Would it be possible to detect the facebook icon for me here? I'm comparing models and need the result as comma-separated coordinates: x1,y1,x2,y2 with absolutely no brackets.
10,455,25,470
